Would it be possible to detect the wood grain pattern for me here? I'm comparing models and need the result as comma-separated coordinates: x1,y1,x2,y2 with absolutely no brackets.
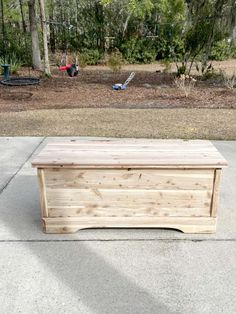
43,216,217,234
32,139,227,234
44,168,214,190
211,169,221,217
44,168,213,219
32,139,228,168
48,206,210,218
46,188,212,216
37,169,48,217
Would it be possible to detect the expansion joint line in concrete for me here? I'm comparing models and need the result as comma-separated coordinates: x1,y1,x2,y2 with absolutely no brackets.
0,239,235,243
0,137,46,196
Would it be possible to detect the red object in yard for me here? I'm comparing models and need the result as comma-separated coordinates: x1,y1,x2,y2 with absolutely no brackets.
59,64,73,71
59,63,80,77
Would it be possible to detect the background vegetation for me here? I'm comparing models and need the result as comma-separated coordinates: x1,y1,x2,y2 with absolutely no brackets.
0,0,236,73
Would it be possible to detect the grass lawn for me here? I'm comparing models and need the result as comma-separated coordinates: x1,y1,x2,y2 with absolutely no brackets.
0,108,236,139
0,60,235,138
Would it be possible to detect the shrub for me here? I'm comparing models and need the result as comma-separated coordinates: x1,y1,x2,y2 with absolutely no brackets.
0,53,22,75
79,49,101,65
174,74,197,97
230,43,236,58
210,40,232,61
202,69,219,81
161,59,172,73
0,33,32,66
220,69,236,90
78,53,88,69
121,38,156,64
195,61,218,80
107,50,123,73
176,63,187,76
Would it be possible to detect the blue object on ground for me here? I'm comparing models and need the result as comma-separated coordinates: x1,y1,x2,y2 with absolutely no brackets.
112,84,127,90
1,64,10,81
112,72,135,91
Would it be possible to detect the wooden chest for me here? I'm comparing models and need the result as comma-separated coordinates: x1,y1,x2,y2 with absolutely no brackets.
32,139,227,234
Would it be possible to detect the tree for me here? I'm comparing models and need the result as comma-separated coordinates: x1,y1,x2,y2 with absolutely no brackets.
102,0,154,18
2,0,236,70
38,0,51,75
173,0,232,74
28,0,42,70
19,0,27,33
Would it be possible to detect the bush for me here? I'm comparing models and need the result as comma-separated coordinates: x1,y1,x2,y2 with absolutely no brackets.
121,38,156,64
0,32,32,66
78,53,88,69
0,53,22,75
79,49,101,65
210,40,232,61
176,64,187,76
174,74,197,97
230,43,236,58
220,69,236,90
161,59,172,73
107,50,123,73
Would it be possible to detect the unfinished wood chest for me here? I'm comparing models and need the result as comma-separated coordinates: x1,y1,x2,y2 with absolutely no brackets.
32,139,227,234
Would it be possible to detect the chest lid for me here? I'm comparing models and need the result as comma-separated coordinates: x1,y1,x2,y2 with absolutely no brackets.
31,139,228,169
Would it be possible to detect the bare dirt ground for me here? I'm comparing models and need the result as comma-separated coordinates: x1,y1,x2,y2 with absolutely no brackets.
1,59,236,112
0,60,235,137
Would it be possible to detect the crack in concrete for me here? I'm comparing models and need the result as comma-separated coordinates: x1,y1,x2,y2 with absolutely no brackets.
0,137,46,196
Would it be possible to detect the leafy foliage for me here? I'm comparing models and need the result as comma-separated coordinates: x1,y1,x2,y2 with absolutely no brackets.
79,49,101,65
121,38,156,63
210,40,232,60
0,53,22,74
1,0,236,71
107,49,123,72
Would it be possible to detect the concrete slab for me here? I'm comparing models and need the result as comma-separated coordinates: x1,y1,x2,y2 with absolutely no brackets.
0,241,235,314
0,138,235,314
0,138,235,240
0,137,44,192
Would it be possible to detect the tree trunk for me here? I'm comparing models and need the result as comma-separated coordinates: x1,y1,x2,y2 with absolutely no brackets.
28,0,42,70
0,0,5,62
122,13,131,39
19,0,27,33
231,24,236,46
38,0,51,75
95,1,105,51
49,1,56,54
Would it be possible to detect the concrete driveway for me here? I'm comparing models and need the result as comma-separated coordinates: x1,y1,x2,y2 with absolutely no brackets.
0,137,235,313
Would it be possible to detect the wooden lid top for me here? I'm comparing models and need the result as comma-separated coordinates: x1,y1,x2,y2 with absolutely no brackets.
31,139,228,169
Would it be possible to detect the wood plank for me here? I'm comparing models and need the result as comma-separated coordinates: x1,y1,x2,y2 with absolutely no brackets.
211,169,221,217
32,139,227,234
33,162,226,168
36,152,224,159
32,139,228,168
44,168,214,191
48,206,210,218
43,145,216,152
43,216,217,234
45,188,212,217
41,152,219,158
34,164,224,169
46,188,212,206
47,139,214,147
37,169,48,217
